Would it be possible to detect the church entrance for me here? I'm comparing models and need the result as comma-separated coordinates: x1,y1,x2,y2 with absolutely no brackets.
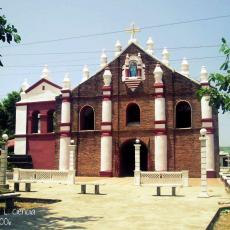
120,139,148,176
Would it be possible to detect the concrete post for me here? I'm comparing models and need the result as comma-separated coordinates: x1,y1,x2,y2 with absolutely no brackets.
68,140,76,171
0,134,9,190
198,128,209,198
134,139,141,186
181,170,189,187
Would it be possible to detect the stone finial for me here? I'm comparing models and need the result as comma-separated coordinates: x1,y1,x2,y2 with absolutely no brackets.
41,64,51,80
125,54,130,66
146,37,154,55
180,58,189,77
162,48,170,66
153,64,163,83
100,49,108,68
137,53,142,65
21,79,30,92
82,65,90,82
200,66,208,83
103,67,112,86
63,73,71,89
115,40,122,57
200,128,207,137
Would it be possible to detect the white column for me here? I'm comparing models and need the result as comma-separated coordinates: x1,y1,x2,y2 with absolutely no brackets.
153,64,167,171
59,137,70,170
59,74,71,171
68,140,76,171
200,66,215,178
198,128,209,198
134,139,141,186
14,104,27,155
100,68,113,176
15,79,30,155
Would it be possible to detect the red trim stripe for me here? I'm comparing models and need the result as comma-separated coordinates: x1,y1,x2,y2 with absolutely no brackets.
61,89,71,93
101,122,112,125
154,120,166,124
101,131,112,136
206,128,214,134
62,98,71,102
201,118,213,122
16,100,55,106
103,96,111,100
154,83,164,88
154,128,167,135
60,131,71,137
102,86,112,91
60,123,71,126
154,93,164,98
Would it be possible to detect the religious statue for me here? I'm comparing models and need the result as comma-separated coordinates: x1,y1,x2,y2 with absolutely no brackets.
129,62,137,77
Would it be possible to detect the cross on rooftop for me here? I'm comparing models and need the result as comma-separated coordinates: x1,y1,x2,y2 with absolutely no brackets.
126,22,140,43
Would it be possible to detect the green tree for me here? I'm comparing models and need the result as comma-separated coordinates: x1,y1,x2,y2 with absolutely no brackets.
0,10,21,66
197,38,230,113
0,91,21,138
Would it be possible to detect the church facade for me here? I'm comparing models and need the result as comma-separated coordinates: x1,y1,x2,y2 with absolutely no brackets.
14,36,219,178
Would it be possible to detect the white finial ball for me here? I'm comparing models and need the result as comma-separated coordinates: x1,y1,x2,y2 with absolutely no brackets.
70,139,75,145
2,134,9,141
200,128,207,136
135,139,140,144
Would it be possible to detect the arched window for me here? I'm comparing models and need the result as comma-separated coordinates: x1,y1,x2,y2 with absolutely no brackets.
126,103,140,126
129,61,137,77
176,101,192,128
31,111,40,133
80,106,95,130
47,110,55,133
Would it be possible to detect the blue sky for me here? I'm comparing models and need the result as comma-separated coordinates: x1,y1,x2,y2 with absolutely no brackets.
0,0,230,146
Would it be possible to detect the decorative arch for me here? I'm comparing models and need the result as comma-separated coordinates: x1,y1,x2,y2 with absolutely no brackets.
176,101,192,128
120,139,148,176
126,103,140,126
79,105,95,130
47,110,55,133
31,111,40,133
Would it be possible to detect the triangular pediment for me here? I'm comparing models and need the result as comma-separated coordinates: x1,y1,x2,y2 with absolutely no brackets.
20,78,62,103
73,42,199,94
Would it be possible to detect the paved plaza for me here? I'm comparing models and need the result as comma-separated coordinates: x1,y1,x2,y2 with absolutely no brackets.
2,177,230,230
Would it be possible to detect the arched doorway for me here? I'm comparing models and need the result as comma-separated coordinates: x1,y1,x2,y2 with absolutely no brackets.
120,139,148,176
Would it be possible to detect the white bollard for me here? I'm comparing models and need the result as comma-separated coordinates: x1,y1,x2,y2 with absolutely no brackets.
0,134,9,189
134,139,141,186
68,140,76,171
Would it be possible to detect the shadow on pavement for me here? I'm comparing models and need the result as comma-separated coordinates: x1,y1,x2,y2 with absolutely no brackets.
1,207,103,230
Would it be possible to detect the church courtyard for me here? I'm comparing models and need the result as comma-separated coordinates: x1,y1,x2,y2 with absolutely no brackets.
3,177,230,229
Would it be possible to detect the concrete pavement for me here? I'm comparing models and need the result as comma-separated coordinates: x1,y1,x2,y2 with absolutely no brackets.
1,177,229,230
